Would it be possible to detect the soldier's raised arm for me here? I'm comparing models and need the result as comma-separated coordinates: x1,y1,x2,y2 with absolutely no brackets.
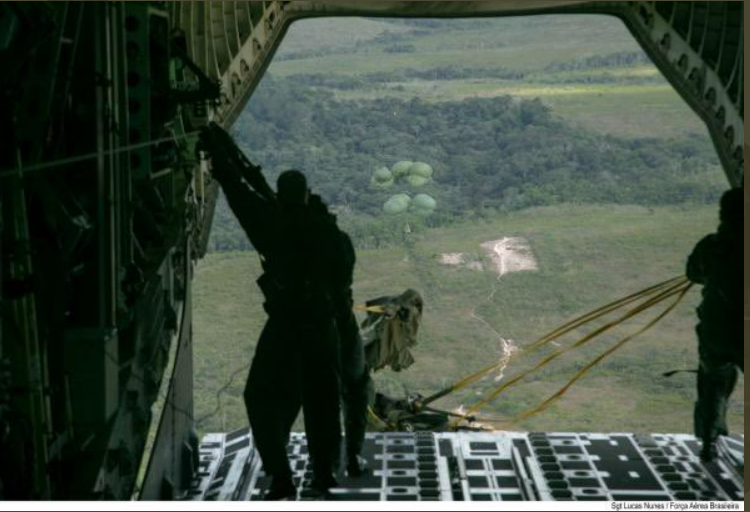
199,124,276,256
202,122,276,201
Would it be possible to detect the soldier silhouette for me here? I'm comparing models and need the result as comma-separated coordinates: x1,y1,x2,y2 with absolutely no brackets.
200,124,357,499
686,187,743,461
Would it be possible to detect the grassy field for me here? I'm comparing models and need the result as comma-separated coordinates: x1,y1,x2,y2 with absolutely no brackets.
266,15,707,140
193,204,744,435
274,16,643,76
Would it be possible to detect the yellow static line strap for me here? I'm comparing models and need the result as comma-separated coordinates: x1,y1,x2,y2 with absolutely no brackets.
522,276,687,356
354,304,387,314
451,282,693,429
420,276,687,408
367,406,395,431
509,283,693,426
461,279,691,420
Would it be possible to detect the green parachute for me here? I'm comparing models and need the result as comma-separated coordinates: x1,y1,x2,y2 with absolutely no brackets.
409,162,434,179
371,166,394,188
392,161,414,179
383,193,412,215
383,161,434,187
378,161,437,215
407,161,434,187
411,193,437,216
406,175,430,187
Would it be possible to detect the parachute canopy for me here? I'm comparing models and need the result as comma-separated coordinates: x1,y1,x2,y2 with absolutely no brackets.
409,162,434,179
392,160,413,178
378,161,437,214
373,166,393,183
407,175,430,187
411,193,437,215
371,166,394,188
383,193,411,215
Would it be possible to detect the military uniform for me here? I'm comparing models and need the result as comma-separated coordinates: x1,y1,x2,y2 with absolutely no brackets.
307,195,370,476
335,232,369,475
686,188,743,460
263,195,370,479
204,127,344,497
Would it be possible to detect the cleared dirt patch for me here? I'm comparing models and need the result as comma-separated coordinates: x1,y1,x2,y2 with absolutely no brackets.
439,252,484,271
481,237,538,277
440,252,465,266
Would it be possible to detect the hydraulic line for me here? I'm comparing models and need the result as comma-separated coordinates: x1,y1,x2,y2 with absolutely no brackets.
0,131,200,179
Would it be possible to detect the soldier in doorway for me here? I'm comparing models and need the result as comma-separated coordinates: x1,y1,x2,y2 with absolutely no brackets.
204,125,369,500
306,194,370,478
686,187,743,462
200,124,346,499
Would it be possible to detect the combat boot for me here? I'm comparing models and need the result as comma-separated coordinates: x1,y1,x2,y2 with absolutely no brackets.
264,475,297,501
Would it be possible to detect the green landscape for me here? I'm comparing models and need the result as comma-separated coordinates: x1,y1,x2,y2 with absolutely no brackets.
192,16,743,436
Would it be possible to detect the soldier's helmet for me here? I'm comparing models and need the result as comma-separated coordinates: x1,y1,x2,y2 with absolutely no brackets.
720,187,743,224
277,170,309,208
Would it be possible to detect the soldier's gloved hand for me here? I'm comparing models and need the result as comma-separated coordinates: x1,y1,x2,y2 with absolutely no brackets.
198,123,241,180
198,123,227,160
199,123,269,193
206,122,260,171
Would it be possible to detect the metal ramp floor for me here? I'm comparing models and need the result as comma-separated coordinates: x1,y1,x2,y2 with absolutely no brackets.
186,430,744,501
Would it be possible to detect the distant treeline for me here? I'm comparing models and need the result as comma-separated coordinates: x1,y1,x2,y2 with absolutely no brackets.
288,64,663,90
274,26,430,62
531,73,664,85
287,66,526,89
376,18,495,30
285,52,661,90
383,44,416,54
544,51,652,72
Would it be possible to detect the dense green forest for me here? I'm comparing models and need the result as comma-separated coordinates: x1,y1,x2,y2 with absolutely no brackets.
236,76,719,212
210,75,723,251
